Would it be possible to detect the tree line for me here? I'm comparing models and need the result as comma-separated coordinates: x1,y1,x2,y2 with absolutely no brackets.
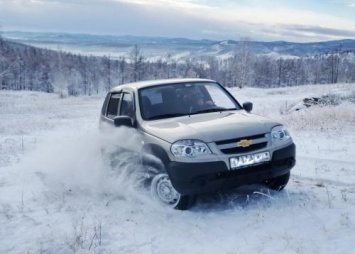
1,36,354,96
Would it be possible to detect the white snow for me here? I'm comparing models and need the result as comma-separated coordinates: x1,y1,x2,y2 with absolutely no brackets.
262,52,300,59
1,84,355,253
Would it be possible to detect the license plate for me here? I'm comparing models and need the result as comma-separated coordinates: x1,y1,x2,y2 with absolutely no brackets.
230,152,271,169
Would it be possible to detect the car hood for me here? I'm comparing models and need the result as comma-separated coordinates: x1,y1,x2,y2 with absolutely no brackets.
141,111,280,143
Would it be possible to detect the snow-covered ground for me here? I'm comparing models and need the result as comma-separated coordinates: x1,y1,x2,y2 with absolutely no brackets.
0,84,354,253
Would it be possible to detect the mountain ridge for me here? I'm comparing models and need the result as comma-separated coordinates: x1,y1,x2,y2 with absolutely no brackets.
3,31,355,59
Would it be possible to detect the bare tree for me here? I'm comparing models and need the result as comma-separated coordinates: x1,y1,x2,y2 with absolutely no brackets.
235,37,252,88
102,56,112,92
119,56,126,84
166,54,172,79
2,34,355,95
52,45,69,97
329,48,341,84
130,45,144,82
0,25,8,89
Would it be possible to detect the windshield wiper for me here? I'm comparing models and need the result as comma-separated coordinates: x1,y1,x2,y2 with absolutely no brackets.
192,107,236,115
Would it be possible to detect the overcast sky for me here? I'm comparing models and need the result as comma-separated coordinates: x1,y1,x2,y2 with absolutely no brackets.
1,0,355,42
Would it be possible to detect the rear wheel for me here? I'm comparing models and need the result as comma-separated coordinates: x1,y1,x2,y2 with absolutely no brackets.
264,172,290,191
151,173,195,210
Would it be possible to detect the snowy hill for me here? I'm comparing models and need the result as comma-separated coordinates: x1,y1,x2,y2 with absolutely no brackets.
0,84,354,253
3,31,355,60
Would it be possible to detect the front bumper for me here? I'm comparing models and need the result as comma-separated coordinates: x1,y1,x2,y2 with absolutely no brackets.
166,143,296,195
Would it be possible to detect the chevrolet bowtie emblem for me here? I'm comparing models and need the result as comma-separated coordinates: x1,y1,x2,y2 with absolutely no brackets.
237,139,253,147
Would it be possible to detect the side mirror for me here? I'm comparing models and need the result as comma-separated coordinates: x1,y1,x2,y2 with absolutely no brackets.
243,102,253,112
114,116,133,127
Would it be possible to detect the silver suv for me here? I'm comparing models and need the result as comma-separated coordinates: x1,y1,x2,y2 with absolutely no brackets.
100,78,296,210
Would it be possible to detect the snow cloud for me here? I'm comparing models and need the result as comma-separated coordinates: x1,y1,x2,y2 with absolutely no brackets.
0,0,355,42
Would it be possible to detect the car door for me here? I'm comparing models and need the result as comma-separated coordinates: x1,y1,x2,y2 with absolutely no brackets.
100,92,122,126
100,90,136,125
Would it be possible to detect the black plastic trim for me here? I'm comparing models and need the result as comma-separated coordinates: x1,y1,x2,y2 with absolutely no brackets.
166,143,296,195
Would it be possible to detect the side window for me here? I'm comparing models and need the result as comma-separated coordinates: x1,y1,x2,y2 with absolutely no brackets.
106,93,121,119
120,93,134,119
101,93,110,115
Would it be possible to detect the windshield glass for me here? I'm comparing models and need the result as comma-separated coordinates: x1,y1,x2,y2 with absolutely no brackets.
139,82,241,120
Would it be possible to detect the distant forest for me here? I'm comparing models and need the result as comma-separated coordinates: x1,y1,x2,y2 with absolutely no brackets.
1,36,354,96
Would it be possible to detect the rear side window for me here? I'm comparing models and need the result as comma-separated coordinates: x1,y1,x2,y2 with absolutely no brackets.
101,93,110,115
106,93,121,119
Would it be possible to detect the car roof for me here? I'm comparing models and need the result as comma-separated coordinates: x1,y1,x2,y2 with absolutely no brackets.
110,78,216,92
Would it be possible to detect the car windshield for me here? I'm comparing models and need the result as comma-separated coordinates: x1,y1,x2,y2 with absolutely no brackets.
139,82,241,120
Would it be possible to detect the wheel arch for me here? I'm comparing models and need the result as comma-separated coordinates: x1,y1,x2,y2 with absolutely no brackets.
140,143,171,173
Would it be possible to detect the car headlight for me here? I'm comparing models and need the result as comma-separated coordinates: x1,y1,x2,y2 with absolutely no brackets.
271,125,291,145
171,139,211,157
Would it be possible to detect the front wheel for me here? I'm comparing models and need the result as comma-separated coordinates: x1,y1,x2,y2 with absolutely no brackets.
263,172,290,191
150,173,195,210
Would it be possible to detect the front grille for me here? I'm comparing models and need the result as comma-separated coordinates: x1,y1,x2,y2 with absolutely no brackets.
215,134,266,146
220,142,267,154
215,133,268,155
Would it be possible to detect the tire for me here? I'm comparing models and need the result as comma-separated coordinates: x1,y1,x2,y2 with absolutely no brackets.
150,173,195,210
264,172,290,191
